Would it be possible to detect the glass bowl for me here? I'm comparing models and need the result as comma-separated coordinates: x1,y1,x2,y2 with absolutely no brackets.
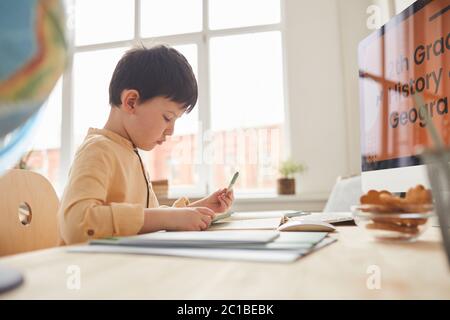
351,204,434,242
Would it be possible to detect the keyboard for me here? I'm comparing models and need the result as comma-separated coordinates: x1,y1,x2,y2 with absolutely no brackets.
292,212,354,224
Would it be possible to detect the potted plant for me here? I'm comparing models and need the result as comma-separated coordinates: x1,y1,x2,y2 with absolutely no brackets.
277,159,306,195
14,150,33,170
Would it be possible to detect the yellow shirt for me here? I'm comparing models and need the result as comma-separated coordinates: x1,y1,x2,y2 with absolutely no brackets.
58,128,188,245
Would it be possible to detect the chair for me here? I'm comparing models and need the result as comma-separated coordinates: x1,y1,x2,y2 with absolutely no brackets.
323,174,362,212
0,169,59,256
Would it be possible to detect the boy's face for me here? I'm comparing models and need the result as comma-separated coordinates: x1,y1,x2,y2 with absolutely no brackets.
122,93,185,151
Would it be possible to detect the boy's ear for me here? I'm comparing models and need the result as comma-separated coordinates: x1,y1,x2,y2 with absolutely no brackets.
121,89,140,113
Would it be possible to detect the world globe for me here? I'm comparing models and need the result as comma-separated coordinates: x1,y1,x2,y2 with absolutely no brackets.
0,0,67,175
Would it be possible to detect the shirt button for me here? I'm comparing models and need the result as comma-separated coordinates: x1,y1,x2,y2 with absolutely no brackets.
86,229,95,236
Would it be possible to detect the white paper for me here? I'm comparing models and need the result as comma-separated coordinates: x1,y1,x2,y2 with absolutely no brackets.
208,218,282,231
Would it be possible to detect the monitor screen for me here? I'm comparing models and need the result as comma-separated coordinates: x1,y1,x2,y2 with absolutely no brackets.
358,0,450,192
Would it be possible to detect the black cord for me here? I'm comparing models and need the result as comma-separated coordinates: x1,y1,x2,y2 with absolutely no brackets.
133,147,150,208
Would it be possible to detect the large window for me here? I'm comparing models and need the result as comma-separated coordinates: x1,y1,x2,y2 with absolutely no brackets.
209,31,284,193
36,0,287,197
73,48,127,147
25,79,63,191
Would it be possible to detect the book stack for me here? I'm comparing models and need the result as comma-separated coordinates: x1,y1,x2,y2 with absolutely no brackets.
70,230,332,263
151,179,168,199
68,210,338,263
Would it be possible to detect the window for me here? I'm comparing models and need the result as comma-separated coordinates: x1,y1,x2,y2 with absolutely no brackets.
57,0,287,197
74,0,134,46
208,0,280,30
142,44,201,191
140,0,202,37
209,32,285,192
73,47,128,147
26,79,63,190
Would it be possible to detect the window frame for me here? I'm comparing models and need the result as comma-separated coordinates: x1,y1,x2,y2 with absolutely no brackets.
59,0,291,198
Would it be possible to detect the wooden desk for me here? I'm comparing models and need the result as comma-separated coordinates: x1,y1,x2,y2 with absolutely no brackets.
1,226,449,299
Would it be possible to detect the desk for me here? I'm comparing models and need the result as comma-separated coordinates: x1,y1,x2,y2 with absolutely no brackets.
0,226,449,299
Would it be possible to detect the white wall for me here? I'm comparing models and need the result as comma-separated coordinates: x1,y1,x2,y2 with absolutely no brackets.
394,0,417,13
337,0,375,175
284,0,374,198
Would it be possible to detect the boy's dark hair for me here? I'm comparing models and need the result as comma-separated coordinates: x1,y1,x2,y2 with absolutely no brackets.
109,44,197,112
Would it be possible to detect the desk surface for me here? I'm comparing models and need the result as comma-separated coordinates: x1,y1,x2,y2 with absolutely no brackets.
1,226,449,299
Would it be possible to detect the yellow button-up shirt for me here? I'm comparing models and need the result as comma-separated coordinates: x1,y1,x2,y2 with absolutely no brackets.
58,128,188,245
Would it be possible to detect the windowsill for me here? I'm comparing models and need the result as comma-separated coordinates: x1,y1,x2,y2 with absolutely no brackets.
235,192,329,203
159,192,329,208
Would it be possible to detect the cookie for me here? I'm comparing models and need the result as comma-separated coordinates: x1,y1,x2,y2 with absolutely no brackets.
359,185,432,231
360,190,391,205
405,185,432,205
360,185,432,213
366,222,420,235
372,216,428,227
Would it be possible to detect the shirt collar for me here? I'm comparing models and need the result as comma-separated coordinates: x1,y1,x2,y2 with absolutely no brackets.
88,127,135,150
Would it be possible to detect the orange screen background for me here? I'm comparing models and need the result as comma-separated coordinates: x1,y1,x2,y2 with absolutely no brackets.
359,0,450,168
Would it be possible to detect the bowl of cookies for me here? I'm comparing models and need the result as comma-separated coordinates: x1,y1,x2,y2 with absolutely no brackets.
351,185,434,242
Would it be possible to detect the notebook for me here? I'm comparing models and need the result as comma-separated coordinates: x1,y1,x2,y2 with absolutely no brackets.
211,211,234,223
226,210,308,221
209,211,352,231
209,218,282,231
209,210,311,230
67,212,337,263
211,210,307,224
68,231,333,263
293,211,354,224
90,230,279,248
69,245,304,263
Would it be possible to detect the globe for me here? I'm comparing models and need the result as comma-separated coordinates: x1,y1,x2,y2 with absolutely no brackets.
0,0,67,175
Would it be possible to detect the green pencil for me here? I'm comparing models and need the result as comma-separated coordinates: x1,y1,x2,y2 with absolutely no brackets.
227,171,239,190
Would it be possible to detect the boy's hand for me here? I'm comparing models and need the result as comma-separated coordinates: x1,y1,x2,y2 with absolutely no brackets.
189,188,235,214
167,207,215,231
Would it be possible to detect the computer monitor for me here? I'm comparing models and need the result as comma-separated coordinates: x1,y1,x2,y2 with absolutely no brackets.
358,0,449,193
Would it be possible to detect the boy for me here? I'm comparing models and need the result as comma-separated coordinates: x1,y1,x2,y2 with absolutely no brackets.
58,45,234,245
